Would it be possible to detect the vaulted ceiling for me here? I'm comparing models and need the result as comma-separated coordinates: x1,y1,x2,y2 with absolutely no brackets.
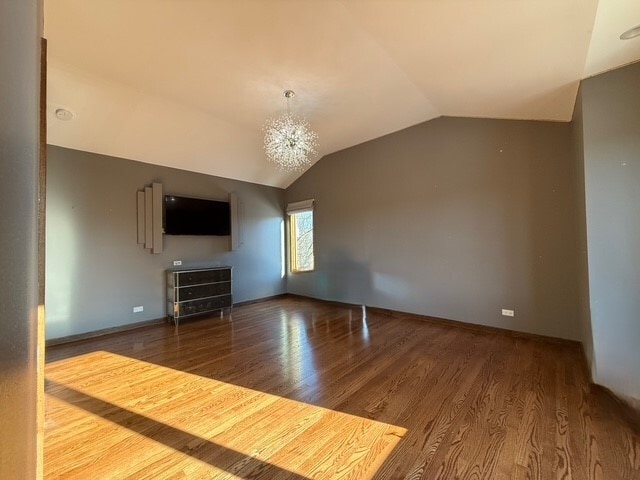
45,0,640,188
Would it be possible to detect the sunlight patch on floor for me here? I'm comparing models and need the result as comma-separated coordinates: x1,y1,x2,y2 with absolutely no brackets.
45,351,406,479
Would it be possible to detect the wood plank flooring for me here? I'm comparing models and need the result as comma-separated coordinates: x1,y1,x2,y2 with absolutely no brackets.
45,296,640,479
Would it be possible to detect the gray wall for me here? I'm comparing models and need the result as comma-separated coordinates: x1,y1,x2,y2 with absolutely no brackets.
569,86,594,371
0,0,41,477
581,62,640,403
286,117,582,340
46,146,286,339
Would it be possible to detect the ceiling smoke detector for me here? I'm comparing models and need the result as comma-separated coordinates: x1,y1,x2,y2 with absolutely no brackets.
55,108,74,121
620,25,640,40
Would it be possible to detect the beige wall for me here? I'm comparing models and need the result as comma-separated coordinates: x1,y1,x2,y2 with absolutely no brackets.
287,117,582,340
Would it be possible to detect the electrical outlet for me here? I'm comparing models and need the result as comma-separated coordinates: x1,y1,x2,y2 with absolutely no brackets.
173,260,182,266
502,309,514,317
133,306,144,313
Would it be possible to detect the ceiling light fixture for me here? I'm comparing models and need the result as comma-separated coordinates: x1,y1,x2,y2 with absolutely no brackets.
620,24,640,40
263,90,318,171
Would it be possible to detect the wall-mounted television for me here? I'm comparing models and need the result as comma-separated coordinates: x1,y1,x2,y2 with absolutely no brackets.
163,195,230,236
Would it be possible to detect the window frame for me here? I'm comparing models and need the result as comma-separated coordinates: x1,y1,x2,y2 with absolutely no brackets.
287,201,315,274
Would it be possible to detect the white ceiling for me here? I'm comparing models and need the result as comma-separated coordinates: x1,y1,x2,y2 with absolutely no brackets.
45,0,640,188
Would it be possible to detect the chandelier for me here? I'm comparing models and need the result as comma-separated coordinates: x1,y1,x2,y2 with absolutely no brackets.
263,90,318,171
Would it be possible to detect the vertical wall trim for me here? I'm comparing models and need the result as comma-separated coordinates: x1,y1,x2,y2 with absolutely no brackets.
152,182,163,254
136,191,145,244
36,35,47,480
144,186,153,250
230,192,239,251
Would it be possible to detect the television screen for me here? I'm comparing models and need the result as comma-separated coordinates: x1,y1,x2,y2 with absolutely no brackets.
164,195,230,236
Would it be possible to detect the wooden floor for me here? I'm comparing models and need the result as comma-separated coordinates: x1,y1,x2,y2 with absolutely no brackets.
46,297,640,479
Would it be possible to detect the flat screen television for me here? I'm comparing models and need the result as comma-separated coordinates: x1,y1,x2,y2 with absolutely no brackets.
163,195,230,236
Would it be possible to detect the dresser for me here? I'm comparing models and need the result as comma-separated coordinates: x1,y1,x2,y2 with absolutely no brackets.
166,266,232,325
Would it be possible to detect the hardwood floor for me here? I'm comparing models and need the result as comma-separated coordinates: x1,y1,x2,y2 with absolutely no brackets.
45,296,640,479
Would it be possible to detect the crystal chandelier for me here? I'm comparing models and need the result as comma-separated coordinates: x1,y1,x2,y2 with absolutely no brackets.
263,90,318,171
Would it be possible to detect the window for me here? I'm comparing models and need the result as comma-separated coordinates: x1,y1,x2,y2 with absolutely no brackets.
287,200,314,273
290,210,314,272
